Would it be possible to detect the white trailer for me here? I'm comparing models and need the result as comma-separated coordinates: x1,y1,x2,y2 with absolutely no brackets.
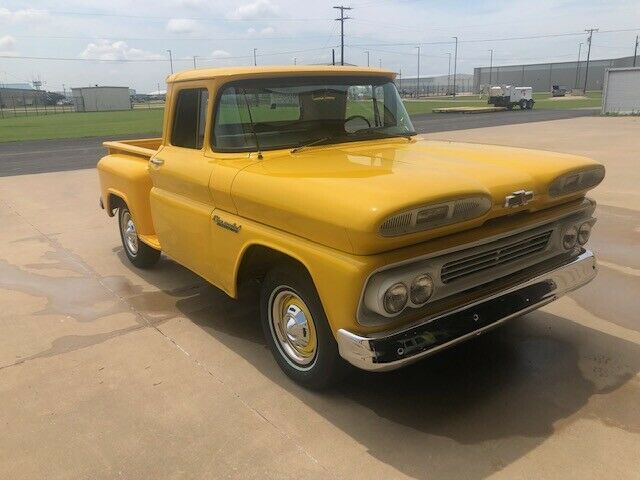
488,85,534,110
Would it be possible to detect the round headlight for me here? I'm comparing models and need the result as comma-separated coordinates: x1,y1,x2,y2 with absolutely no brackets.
383,282,408,314
577,222,592,245
410,274,434,305
563,225,578,250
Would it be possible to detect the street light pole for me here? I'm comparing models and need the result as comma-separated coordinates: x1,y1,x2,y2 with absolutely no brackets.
166,49,173,74
447,52,451,95
574,42,583,89
415,46,420,98
253,48,257,66
488,49,493,85
583,28,598,94
452,36,458,97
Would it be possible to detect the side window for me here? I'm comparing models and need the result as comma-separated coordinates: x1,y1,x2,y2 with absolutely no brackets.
171,88,209,149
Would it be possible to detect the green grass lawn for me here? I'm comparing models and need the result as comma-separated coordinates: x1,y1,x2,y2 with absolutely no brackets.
0,109,164,143
0,92,603,143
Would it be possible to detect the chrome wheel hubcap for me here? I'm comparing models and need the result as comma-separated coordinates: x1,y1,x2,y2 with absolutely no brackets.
121,211,138,255
270,289,317,367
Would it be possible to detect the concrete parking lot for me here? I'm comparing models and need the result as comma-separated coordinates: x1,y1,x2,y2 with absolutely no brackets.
1,116,639,479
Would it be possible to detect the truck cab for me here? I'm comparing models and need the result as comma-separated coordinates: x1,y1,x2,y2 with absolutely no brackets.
98,66,603,388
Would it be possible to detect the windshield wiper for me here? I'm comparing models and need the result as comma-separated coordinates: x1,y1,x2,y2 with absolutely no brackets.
291,136,341,153
350,128,416,141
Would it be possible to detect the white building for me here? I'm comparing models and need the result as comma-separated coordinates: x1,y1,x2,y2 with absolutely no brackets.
602,67,640,115
71,86,131,112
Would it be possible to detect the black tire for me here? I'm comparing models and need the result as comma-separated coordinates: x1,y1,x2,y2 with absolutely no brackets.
527,99,534,110
519,99,527,110
260,262,347,389
118,206,161,269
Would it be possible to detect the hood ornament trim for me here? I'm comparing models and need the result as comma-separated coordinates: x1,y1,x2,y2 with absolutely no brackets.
504,190,534,208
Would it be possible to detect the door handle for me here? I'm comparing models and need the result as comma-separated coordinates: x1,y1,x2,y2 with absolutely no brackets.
150,158,164,166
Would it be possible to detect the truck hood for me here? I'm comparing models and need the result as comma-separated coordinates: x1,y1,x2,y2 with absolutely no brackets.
230,138,602,254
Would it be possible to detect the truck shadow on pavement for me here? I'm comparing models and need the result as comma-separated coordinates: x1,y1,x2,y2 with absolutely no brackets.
116,249,640,480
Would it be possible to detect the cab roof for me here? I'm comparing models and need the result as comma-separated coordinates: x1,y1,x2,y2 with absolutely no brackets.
166,65,397,83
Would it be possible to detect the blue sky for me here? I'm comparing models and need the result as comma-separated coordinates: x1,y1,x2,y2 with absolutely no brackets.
0,0,638,92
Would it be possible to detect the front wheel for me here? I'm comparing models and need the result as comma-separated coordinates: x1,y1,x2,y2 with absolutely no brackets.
118,206,160,268
527,99,534,109
260,263,347,389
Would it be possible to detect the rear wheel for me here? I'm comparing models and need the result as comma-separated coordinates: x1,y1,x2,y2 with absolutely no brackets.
519,99,527,110
118,206,160,268
260,263,346,389
527,99,534,109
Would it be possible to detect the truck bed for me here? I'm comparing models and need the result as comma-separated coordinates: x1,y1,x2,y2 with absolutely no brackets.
102,138,162,159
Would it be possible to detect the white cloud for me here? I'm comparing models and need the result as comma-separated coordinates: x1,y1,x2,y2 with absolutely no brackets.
0,8,48,23
178,0,206,7
166,18,199,33
228,0,279,20
211,49,231,58
80,40,163,61
247,26,275,36
0,35,16,51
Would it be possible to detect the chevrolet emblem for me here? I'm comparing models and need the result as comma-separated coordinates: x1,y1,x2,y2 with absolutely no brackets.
504,190,534,208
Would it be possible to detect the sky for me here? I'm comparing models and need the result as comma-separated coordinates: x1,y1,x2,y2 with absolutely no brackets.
0,0,639,93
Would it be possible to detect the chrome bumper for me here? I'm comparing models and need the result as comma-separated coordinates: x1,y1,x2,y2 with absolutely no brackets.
336,250,597,372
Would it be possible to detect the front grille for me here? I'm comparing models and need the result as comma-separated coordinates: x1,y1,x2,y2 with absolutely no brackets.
440,230,553,283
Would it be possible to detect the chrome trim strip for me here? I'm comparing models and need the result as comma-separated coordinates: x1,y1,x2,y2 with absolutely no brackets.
357,199,596,325
339,250,597,371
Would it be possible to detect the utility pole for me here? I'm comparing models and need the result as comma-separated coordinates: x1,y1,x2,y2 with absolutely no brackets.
583,28,598,94
399,67,402,92
415,46,420,98
574,42,583,89
166,49,173,74
332,49,335,65
452,36,458,97
253,48,257,66
193,56,197,69
365,50,369,67
634,35,638,67
379,58,382,68
294,57,297,65
488,49,493,85
333,5,352,66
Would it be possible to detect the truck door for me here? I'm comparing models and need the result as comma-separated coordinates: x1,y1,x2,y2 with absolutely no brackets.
148,86,216,280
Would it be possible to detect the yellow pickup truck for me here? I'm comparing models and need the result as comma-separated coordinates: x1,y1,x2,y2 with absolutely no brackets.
98,66,604,388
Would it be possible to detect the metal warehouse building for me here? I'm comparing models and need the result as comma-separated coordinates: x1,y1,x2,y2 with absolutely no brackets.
71,86,132,112
473,55,637,92
602,67,640,114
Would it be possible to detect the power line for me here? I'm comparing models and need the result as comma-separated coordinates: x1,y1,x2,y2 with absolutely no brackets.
11,34,339,42
0,46,339,64
346,27,640,48
45,10,329,22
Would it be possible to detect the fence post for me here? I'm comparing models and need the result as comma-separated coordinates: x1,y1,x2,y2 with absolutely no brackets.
22,94,28,116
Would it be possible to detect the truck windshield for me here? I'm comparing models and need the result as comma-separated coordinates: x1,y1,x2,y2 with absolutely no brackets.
212,76,415,152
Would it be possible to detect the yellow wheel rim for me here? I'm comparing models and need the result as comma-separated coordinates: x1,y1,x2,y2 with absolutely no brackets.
270,289,318,367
